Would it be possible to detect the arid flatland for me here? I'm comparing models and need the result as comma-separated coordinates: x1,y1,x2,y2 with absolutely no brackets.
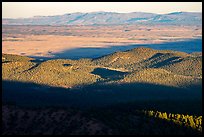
2,25,202,59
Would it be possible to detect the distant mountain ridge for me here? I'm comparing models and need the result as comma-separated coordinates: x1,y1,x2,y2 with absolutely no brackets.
2,11,202,25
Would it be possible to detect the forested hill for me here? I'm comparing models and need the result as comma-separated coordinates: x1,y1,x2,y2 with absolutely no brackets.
2,47,202,89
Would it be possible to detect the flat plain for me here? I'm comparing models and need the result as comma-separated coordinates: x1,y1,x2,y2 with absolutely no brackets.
2,25,202,59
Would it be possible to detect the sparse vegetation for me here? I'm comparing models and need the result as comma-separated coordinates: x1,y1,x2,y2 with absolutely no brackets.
142,110,202,132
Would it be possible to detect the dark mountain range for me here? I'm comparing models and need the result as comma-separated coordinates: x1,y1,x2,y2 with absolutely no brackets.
2,11,202,26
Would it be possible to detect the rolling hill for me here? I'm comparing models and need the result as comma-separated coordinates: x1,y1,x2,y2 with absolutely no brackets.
2,47,202,89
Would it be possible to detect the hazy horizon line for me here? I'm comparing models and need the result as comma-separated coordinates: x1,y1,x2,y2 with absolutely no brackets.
2,11,202,19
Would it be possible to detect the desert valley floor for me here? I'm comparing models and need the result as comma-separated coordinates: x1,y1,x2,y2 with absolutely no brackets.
2,25,202,59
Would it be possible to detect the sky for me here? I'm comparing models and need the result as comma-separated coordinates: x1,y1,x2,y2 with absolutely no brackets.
2,2,202,18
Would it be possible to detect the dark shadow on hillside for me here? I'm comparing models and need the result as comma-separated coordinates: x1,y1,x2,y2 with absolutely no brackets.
2,80,202,115
85,105,202,135
2,103,201,135
91,68,128,80
144,53,183,68
2,61,11,63
63,63,72,67
29,38,202,60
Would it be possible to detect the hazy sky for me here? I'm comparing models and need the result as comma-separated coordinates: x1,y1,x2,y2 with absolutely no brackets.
2,2,202,18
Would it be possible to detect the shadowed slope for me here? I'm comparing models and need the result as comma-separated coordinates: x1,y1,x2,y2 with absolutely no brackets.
2,80,202,111
2,105,113,135
2,104,201,135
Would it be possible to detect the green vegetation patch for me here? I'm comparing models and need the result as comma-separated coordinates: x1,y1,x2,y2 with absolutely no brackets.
142,110,202,132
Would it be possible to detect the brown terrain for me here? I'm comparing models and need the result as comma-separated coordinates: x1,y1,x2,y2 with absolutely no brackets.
2,25,201,58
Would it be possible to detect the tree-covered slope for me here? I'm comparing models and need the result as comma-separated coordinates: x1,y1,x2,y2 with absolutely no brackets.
2,47,202,89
